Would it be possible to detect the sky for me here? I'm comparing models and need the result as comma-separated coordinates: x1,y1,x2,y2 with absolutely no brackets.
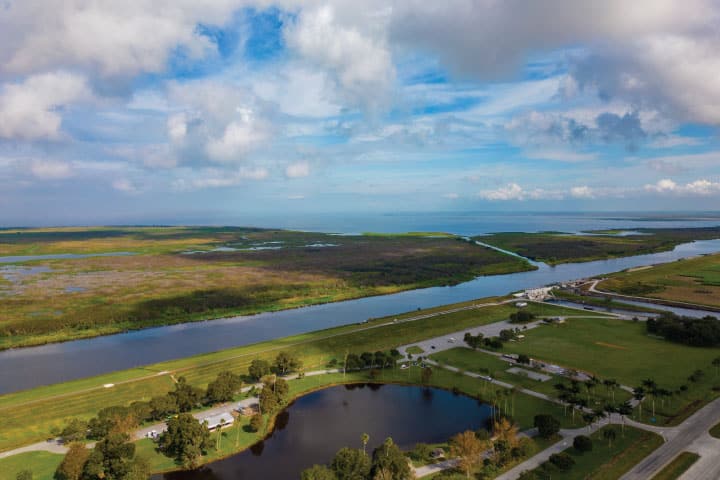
1,0,720,225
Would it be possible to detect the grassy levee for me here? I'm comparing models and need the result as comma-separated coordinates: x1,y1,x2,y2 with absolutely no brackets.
528,425,663,480
0,300,580,452
601,253,720,308
500,317,720,425
650,452,700,480
478,227,720,265
0,227,536,350
430,348,632,407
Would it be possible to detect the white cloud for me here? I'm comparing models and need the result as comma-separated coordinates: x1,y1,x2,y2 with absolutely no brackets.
285,161,310,178
205,110,267,162
644,178,720,196
173,166,268,190
525,149,598,163
112,178,138,193
30,160,73,179
0,71,89,140
0,1,242,78
570,186,595,198
442,192,459,199
167,113,188,142
285,4,394,109
478,183,556,201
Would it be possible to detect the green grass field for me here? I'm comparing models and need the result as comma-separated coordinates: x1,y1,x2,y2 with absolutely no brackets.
0,300,583,452
710,421,720,439
0,227,535,349
528,425,663,480
601,253,720,308
430,347,631,408
650,452,700,480
478,227,720,265
0,451,63,480
500,318,720,425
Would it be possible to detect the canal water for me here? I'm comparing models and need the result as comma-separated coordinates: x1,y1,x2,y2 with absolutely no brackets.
1,239,720,394
156,384,492,480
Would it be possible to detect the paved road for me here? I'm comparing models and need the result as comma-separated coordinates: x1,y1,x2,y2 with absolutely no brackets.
620,397,720,480
680,433,720,480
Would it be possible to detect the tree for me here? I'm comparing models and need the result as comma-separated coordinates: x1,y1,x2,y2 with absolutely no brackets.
330,447,371,480
158,413,212,468
301,465,338,480
170,377,203,412
517,354,531,365
59,418,88,443
16,471,32,480
603,427,617,448
249,413,264,433
412,443,432,463
275,351,302,375
361,433,370,456
206,371,242,404
149,395,177,420
82,432,139,480
534,415,560,439
713,357,720,377
259,388,280,414
549,452,575,471
617,401,633,436
88,406,138,439
449,430,485,479
55,442,90,480
421,367,433,385
371,438,412,480
248,359,271,380
573,435,593,453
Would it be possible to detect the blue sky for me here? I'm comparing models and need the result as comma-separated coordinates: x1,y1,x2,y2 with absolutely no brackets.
1,1,720,225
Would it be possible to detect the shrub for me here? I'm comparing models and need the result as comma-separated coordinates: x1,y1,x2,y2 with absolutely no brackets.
573,435,593,453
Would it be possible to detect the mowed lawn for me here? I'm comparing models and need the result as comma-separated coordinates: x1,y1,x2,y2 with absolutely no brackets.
0,451,63,480
0,301,583,452
501,318,720,424
529,425,663,480
431,347,631,407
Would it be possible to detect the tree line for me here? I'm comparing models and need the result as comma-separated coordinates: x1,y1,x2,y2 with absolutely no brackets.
647,313,720,347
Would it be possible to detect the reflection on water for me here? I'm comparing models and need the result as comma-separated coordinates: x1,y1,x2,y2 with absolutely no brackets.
156,384,491,480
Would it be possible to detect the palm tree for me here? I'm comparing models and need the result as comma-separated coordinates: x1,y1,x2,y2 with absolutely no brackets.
216,418,226,450
642,379,658,418
603,427,617,448
604,379,618,402
617,401,633,437
633,386,645,420
361,433,370,455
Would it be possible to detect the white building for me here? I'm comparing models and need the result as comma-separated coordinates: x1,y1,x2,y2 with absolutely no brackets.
201,412,234,431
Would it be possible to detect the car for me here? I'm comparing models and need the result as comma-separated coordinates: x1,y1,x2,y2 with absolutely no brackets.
400,364,409,369
479,375,493,381
430,345,436,349
448,338,455,343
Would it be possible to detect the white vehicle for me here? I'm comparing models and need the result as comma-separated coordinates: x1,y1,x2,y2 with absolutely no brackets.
400,364,410,370
448,337,456,343
479,375,493,381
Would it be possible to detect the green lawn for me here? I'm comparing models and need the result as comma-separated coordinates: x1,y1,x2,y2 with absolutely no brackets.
710,421,720,439
530,425,663,480
0,301,587,452
0,451,63,480
650,452,700,480
500,317,720,425
431,347,631,408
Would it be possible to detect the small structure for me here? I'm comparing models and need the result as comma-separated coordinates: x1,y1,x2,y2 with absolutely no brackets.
201,412,234,431
515,301,528,308
430,448,445,459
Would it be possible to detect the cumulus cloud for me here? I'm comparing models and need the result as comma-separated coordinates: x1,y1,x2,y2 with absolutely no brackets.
0,71,89,140
0,1,243,79
644,178,720,196
477,183,564,201
570,186,594,198
285,161,310,178
285,4,395,109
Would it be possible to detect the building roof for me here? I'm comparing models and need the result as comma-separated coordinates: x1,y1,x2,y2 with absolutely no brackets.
201,412,234,429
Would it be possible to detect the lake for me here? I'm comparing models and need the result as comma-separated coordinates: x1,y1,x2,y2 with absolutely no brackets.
156,384,492,480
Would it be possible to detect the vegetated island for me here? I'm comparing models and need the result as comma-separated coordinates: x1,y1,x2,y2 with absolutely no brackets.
0,226,534,349
477,226,720,265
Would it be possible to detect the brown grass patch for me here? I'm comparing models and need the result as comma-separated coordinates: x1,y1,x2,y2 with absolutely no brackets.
595,341,629,350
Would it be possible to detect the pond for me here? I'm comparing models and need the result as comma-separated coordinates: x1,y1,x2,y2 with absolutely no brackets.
157,384,492,480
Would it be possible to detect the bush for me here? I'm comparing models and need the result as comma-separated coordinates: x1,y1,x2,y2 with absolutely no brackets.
573,435,593,453
549,452,575,471
249,413,264,432
533,414,560,439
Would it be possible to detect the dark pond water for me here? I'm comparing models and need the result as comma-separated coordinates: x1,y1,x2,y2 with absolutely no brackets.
1,239,720,394
157,384,492,480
